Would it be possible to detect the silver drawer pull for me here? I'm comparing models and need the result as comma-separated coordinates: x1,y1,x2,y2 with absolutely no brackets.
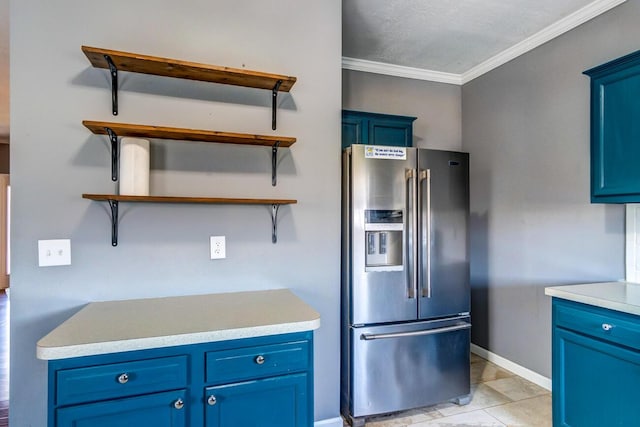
207,395,217,406
602,323,614,331
117,373,129,384
361,323,471,340
255,355,265,365
174,398,184,410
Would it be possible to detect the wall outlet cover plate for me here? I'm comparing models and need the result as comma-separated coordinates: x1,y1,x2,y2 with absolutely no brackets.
210,236,226,259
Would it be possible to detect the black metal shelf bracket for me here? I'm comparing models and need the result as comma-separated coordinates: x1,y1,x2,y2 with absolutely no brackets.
271,80,283,130
105,127,119,181
104,55,119,116
271,204,281,244
108,199,119,246
271,141,281,186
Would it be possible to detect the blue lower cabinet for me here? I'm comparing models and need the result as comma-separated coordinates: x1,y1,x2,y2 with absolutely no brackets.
47,332,314,427
204,373,309,427
56,389,188,427
552,299,640,426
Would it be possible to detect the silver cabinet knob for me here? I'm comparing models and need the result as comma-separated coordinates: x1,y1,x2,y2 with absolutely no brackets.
207,395,217,406
602,323,614,331
174,398,184,410
255,355,265,365
117,373,129,384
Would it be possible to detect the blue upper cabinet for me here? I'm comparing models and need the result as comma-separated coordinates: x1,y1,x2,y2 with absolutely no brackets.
342,110,416,149
584,50,640,203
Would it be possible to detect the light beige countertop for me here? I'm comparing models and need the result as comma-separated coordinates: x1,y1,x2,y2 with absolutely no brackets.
37,289,321,360
545,281,640,316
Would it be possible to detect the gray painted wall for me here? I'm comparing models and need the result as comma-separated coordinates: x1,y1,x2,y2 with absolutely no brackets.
10,1,341,425
461,1,640,377
342,69,462,150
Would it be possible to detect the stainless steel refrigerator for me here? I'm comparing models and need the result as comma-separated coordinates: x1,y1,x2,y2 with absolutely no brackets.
341,145,471,427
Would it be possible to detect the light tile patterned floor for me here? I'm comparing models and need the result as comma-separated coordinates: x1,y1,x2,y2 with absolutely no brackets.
0,291,8,427
343,352,551,427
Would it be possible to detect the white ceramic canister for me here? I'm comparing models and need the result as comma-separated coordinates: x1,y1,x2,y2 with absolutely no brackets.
119,137,150,196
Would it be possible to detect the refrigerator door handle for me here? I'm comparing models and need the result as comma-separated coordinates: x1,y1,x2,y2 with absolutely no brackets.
419,169,431,298
405,168,418,299
360,323,471,341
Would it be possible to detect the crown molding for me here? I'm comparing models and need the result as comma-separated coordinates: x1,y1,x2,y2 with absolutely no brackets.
461,0,627,83
342,0,627,86
342,57,462,85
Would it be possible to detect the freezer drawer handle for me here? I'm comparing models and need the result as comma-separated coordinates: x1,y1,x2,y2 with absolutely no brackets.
360,323,471,340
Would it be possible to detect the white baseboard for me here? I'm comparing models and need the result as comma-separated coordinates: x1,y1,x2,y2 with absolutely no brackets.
315,416,344,427
470,343,552,391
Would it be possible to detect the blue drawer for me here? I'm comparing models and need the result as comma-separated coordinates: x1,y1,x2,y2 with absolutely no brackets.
205,341,309,384
56,355,188,405
56,389,188,427
554,301,640,351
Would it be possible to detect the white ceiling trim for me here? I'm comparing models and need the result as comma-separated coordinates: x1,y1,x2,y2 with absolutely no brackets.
460,0,627,83
342,57,463,85
342,0,626,86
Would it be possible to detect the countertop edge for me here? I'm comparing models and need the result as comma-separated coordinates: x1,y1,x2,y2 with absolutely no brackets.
545,283,640,316
37,317,320,360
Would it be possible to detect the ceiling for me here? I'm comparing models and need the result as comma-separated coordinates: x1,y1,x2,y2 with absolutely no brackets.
342,0,626,84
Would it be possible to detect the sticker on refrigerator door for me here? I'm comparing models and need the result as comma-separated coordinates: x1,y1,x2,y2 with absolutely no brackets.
364,146,407,160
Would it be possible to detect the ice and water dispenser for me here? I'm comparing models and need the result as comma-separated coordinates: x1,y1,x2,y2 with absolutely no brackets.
364,209,403,271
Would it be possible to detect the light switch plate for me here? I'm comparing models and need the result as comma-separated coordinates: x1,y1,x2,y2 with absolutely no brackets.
38,239,71,267
210,236,226,259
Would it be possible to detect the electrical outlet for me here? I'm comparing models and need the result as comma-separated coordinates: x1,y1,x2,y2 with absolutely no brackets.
38,239,71,267
210,236,226,259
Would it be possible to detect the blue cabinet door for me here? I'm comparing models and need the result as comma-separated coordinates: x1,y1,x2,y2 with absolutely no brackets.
553,328,640,426
584,50,640,203
342,110,415,149
342,116,366,148
56,389,188,427
368,116,413,147
204,373,309,427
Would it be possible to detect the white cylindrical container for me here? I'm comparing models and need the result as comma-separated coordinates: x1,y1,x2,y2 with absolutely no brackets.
119,137,150,196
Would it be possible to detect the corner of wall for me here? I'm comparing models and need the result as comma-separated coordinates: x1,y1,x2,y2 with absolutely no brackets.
625,204,640,282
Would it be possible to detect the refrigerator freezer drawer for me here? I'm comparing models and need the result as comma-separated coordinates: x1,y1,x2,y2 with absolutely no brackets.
348,317,470,418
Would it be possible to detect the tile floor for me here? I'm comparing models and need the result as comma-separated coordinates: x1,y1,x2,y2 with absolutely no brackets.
0,290,8,427
344,352,551,427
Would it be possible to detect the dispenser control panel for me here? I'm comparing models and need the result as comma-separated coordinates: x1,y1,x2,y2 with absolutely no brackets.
364,210,403,271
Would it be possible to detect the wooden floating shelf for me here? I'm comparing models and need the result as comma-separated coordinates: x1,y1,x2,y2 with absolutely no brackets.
83,120,295,185
82,194,297,205
83,194,296,246
82,46,296,129
82,120,296,147
82,46,297,91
